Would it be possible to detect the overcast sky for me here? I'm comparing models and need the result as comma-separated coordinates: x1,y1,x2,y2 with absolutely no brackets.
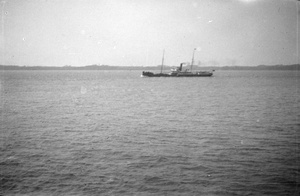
0,0,299,66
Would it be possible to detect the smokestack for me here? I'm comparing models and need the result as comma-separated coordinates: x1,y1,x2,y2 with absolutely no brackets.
179,63,183,71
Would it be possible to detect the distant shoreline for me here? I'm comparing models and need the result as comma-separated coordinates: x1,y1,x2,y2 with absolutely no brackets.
1,64,299,71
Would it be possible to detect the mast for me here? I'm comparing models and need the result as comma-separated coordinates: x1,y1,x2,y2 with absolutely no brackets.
160,49,165,73
191,48,196,71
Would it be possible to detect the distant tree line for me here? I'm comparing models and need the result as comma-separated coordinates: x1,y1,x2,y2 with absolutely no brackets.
0,64,299,71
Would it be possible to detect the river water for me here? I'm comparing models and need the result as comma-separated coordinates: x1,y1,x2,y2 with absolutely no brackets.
1,70,299,195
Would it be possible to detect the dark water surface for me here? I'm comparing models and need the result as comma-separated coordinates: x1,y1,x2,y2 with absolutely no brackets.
1,70,299,195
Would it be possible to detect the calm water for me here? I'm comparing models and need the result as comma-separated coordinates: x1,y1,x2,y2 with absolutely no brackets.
1,70,299,195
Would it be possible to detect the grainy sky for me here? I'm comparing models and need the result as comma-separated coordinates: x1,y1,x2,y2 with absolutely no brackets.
0,0,299,66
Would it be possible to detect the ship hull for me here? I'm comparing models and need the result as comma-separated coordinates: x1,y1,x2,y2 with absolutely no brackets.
142,71,213,77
